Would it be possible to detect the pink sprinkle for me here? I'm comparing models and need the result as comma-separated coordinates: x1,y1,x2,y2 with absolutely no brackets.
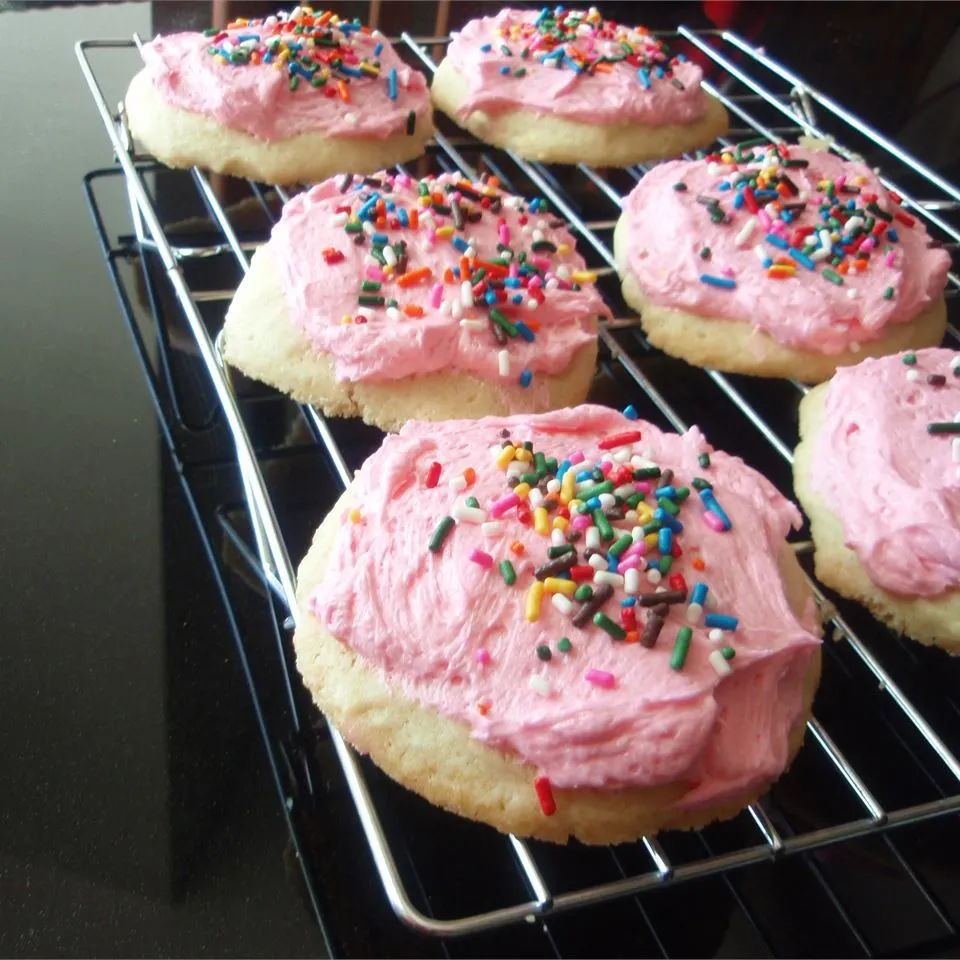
490,492,520,518
835,175,846,190
366,265,386,282
859,238,875,253
885,251,896,267
427,229,437,246
571,513,592,531
568,450,585,465
531,256,552,272
499,224,511,245
509,262,520,278
600,460,613,476
617,556,642,574
395,173,413,188
430,283,443,309
475,648,491,665
469,548,493,569
527,274,543,290
703,510,725,532
758,209,773,231
623,542,647,560
585,669,616,689
635,481,652,495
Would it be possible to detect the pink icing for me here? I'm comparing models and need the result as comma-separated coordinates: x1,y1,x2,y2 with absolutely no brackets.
810,348,960,596
308,405,820,808
622,145,951,353
268,171,607,389
139,12,430,141
444,7,708,125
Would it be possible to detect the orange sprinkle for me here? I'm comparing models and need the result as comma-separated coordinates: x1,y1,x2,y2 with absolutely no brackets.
375,214,387,229
317,10,333,24
474,259,509,278
348,508,363,524
487,176,500,189
477,700,491,716
443,268,455,284
510,540,525,556
767,266,795,280
526,318,541,332
376,198,386,217
463,467,476,487
337,80,349,102
837,261,849,275
250,51,261,65
397,267,432,288
692,558,706,571
403,304,424,318
853,258,868,271
459,256,471,279
409,209,419,229
431,191,444,204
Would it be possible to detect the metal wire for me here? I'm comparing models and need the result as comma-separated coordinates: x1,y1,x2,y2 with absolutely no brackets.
77,26,960,943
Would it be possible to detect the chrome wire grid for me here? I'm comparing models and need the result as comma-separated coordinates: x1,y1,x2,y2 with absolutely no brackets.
78,26,960,946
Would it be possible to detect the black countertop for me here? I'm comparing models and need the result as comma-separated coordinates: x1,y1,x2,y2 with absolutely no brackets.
3,2,960,956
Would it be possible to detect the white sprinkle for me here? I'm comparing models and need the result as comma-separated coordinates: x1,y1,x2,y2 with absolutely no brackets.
451,298,464,320
356,306,374,320
843,215,864,236
528,675,551,696
709,628,724,643
624,510,638,524
646,568,662,585
613,448,632,463
594,571,625,588
588,553,607,571
598,493,616,509
362,220,375,236
954,438,960,463
526,299,539,310
481,521,503,537
550,528,566,546
459,318,484,331
449,475,467,494
847,287,859,299
614,483,636,499
906,369,920,382
528,488,544,508
753,243,768,263
453,504,486,524
344,112,358,125
951,356,960,373
332,212,348,227
498,349,510,378
546,478,561,495
585,527,601,550
710,650,733,676
686,601,703,623
624,568,641,596
386,307,400,321
551,593,574,616
705,591,719,610
506,461,526,479
545,278,559,291
735,216,758,247
532,229,545,243
556,264,571,279
383,245,397,266
460,280,473,308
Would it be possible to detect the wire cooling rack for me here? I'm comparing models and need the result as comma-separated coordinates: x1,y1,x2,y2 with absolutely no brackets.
78,26,960,952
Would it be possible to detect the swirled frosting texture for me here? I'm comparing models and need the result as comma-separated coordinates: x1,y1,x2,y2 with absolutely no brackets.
810,349,960,596
308,406,820,808
269,171,606,387
622,145,950,353
443,7,708,125
139,9,430,141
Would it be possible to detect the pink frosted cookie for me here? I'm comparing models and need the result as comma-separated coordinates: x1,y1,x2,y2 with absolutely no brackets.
615,141,950,381
222,170,605,430
125,7,434,184
431,6,728,166
794,348,960,650
294,404,822,843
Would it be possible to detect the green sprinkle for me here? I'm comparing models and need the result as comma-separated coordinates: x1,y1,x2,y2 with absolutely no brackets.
406,110,416,135
203,27,218,36
548,544,574,558
657,497,680,517
670,626,693,670
673,182,688,192
593,508,614,542
902,352,917,365
360,280,381,292
466,496,480,509
659,555,673,574
557,637,572,654
883,286,894,300
635,467,661,479
514,67,527,77
289,75,300,91
721,646,736,660
822,268,844,286
698,452,711,469
536,644,552,661
692,477,713,491
544,457,558,475
699,247,712,260
675,486,690,502
642,521,660,536
344,221,363,234
626,492,644,510
428,516,455,552
593,612,626,640
927,422,960,435
534,451,547,474
574,584,593,603
310,74,326,87
499,559,517,585
608,533,634,558
357,294,385,306
490,307,518,338
576,480,614,501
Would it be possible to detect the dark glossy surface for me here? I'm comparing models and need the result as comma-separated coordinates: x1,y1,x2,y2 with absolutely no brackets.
3,1,960,956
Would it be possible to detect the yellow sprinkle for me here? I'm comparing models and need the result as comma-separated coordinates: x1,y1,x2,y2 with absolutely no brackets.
234,17,249,25
556,242,571,255
278,49,290,63
552,516,569,531
341,315,352,324
544,577,576,597
570,270,597,284
525,581,545,622
720,152,733,164
349,509,363,524
215,55,228,65
360,63,380,76
514,448,533,463
419,195,432,207
645,533,659,549
513,482,531,500
635,503,654,525
567,498,584,513
534,506,549,535
560,469,576,505
435,225,455,238
495,444,517,469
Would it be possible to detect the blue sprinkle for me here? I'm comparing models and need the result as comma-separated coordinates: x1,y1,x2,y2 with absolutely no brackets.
887,228,899,242
755,189,779,201
677,53,688,62
480,43,492,52
373,42,383,56
764,233,789,250
452,236,470,253
512,294,523,305
655,66,665,79
557,459,571,481
607,554,619,572
658,527,672,554
586,496,601,510
733,190,745,210
575,469,593,482
622,597,637,607
698,489,732,530
846,199,856,210
655,485,676,499
699,273,737,289
499,65,510,75
654,509,683,533
781,210,793,223
387,67,398,101
357,195,379,220
623,404,639,420
514,320,535,342
529,197,541,212
691,582,708,606
563,56,582,73
704,613,739,631
718,182,731,192
519,368,532,388
397,208,409,227
503,277,521,288
788,247,816,270
338,64,364,78
821,210,831,221
762,257,773,268
236,33,260,42
484,291,497,305
371,232,389,245
452,268,461,280
637,68,651,90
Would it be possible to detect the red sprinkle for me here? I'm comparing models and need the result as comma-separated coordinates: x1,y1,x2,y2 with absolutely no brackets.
322,247,345,265
743,187,759,214
570,565,595,581
669,573,688,593
598,430,642,450
895,210,916,227
424,461,442,488
534,776,556,816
